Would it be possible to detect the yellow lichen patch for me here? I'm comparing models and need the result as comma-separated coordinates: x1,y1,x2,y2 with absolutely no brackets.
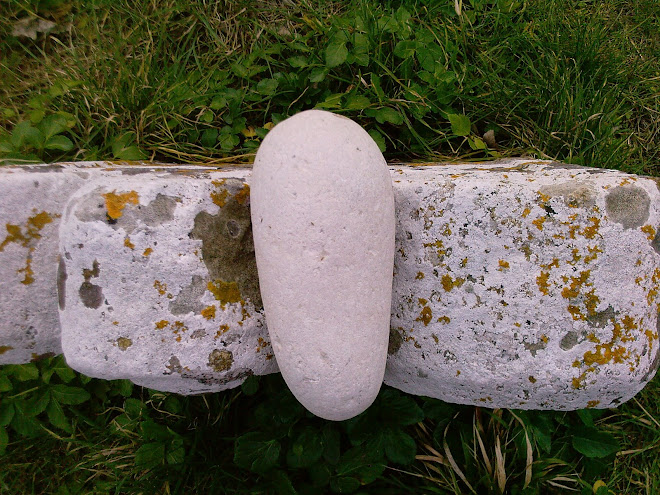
584,245,602,264
201,305,216,320
432,334,439,343
153,280,168,296
124,237,135,249
234,183,250,205
155,320,170,330
102,191,139,220
1,211,58,285
423,239,447,258
143,247,153,256
528,376,537,383
0,345,14,355
437,316,451,324
214,324,230,339
584,290,600,315
536,271,551,295
416,306,432,326
116,337,132,350
581,217,600,239
532,216,546,231
522,207,531,218
456,370,461,376
418,298,427,306
207,279,242,307
112,321,119,326
561,271,591,299
256,337,269,353
211,188,229,208
415,271,425,279
567,305,584,320
586,400,600,408
460,257,468,268
173,321,188,332
498,260,510,271
641,225,656,241
441,274,463,292
441,224,452,237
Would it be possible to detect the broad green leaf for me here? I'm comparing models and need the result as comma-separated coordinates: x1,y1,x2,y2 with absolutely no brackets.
234,432,281,473
571,427,620,458
10,363,39,382
30,108,45,124
0,426,7,455
367,129,386,153
383,428,416,464
51,356,76,384
0,375,12,392
270,470,297,495
343,95,371,110
315,93,344,110
124,398,148,418
287,56,308,68
166,438,185,464
210,95,227,110
287,428,323,468
45,135,74,152
24,392,50,416
380,389,424,425
218,133,240,151
0,136,14,153
39,114,69,139
201,128,219,148
51,385,90,405
116,379,134,397
200,111,214,123
309,68,328,83
0,402,14,426
322,424,341,464
112,137,147,160
468,136,487,150
241,375,259,396
46,400,72,433
335,445,385,484
308,462,331,487
393,40,418,59
326,42,348,68
375,107,403,125
448,113,471,136
577,409,595,427
141,420,173,442
135,442,166,468
11,403,43,437
11,122,44,149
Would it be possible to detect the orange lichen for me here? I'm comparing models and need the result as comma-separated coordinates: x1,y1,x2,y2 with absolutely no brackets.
1,211,57,285
584,245,602,263
124,237,135,249
641,225,656,241
416,306,432,326
207,279,242,307
415,272,425,279
143,247,153,256
532,217,546,230
153,280,168,296
234,183,250,205
522,207,531,218
586,400,600,408
437,316,451,324
441,274,463,292
418,298,428,306
116,337,132,350
581,217,600,240
536,271,551,295
561,271,591,299
460,257,468,268
201,305,217,320
155,320,169,329
567,305,584,320
0,345,14,355
498,260,510,270
102,190,139,220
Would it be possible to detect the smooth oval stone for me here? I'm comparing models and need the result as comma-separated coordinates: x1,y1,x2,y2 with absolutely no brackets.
251,110,395,420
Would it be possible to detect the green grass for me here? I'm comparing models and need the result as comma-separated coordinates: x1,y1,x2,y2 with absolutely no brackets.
1,0,659,493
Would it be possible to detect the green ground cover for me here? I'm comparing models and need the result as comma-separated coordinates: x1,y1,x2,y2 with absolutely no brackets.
1,0,659,493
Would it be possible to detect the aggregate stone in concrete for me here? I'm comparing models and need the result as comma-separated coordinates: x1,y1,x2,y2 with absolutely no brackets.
251,110,395,420
385,159,660,409
58,168,277,394
0,162,218,364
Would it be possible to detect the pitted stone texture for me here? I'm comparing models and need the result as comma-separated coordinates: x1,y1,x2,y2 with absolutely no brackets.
0,162,219,364
251,110,395,420
385,160,660,409
59,170,276,394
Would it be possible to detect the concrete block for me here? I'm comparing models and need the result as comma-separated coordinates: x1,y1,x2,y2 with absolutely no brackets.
385,160,660,409
0,162,217,364
58,168,276,394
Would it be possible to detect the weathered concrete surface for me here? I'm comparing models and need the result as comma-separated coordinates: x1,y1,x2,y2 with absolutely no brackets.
385,160,660,409
4,159,660,410
252,110,395,420
58,169,276,394
0,162,218,364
